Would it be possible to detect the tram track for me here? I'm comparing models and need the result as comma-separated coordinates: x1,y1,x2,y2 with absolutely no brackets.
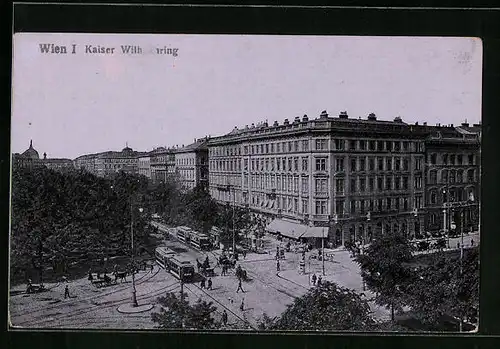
13,267,161,326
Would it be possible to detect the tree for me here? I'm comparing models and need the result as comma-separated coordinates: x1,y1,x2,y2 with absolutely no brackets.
355,230,414,322
258,281,375,331
151,292,220,330
405,248,479,328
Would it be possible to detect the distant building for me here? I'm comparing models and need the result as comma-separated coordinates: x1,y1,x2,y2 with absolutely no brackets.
175,138,209,191
138,153,151,179
74,145,148,178
13,140,74,173
149,147,176,184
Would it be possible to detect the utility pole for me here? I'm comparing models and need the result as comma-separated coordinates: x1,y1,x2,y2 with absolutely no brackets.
322,228,325,276
179,267,185,328
130,200,138,307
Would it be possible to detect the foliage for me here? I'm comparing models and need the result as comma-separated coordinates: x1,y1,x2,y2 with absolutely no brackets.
10,167,153,283
405,247,479,326
151,292,220,330
258,281,374,331
355,230,414,321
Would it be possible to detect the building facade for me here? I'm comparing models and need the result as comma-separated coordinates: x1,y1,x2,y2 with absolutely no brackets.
138,153,151,179
175,139,209,191
208,111,481,246
149,147,176,184
13,141,74,173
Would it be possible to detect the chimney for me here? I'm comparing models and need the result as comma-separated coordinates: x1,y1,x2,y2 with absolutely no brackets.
423,122,427,126
339,111,348,119
319,110,328,119
294,116,300,123
284,119,289,125
367,113,377,121
394,116,402,123
473,123,481,127
251,123,255,128
245,125,249,129
273,121,279,127
415,122,419,125
43,152,47,160
263,121,268,127
462,122,470,127
302,114,309,122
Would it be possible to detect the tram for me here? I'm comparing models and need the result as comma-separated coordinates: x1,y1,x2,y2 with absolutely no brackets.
189,231,211,250
155,246,176,269
176,226,192,243
165,256,195,281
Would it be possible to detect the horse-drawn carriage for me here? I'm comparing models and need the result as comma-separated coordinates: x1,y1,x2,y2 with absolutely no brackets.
235,265,249,281
26,282,46,294
90,274,116,288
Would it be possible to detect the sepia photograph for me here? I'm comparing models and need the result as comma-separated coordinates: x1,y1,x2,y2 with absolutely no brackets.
9,33,481,332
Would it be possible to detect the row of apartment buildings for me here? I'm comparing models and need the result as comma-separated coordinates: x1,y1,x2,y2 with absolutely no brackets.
13,110,480,246
207,111,481,246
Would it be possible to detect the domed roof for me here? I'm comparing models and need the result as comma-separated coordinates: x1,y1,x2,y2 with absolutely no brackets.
21,140,40,159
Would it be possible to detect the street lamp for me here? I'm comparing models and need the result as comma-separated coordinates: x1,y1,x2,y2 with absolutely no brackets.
130,201,143,308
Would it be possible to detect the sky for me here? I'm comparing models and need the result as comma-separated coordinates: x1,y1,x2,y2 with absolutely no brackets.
12,34,482,159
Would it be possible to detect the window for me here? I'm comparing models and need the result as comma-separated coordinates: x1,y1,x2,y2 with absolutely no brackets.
335,139,345,150
282,158,286,171
265,159,269,171
443,154,448,165
369,158,375,171
403,141,409,151
360,158,366,171
386,158,392,171
271,158,275,171
402,176,409,190
449,169,456,183
359,140,366,150
336,200,344,215
386,141,392,152
458,154,463,165
386,198,392,210
315,178,328,193
336,158,345,172
450,154,456,165
377,141,384,151
360,200,366,213
468,154,474,165
277,143,281,153
369,140,376,151
335,179,344,194
441,169,448,183
315,139,327,150
349,140,356,150
394,177,400,190
415,158,422,170
302,157,309,171
265,144,269,154
403,159,409,170
359,177,366,192
288,142,293,152
302,140,309,151
457,169,463,183
414,176,422,189
378,158,384,171
395,158,401,171
467,169,475,182
301,177,309,193
315,200,327,214
385,176,392,190
350,201,356,214
315,158,327,171
403,198,409,211
430,170,437,184
294,157,299,171
251,160,255,171
350,178,356,192
271,143,275,153
394,141,400,152
350,158,357,172
294,141,299,152
276,158,281,171
302,199,308,214
368,177,374,191
377,177,383,191
293,177,299,193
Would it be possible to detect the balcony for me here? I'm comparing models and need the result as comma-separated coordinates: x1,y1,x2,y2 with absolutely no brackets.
312,214,329,221
313,192,329,198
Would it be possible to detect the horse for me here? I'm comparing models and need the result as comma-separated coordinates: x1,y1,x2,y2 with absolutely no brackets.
113,270,128,283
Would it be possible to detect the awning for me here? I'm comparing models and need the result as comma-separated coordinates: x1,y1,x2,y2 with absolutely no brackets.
266,219,308,240
301,226,328,238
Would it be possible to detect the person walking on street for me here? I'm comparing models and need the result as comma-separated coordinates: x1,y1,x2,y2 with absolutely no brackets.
222,310,228,326
221,264,226,276
243,250,247,259
200,278,206,289
317,276,322,287
207,278,212,290
236,278,244,293
276,260,280,272
240,298,245,311
64,284,70,299
471,238,475,247
311,273,317,286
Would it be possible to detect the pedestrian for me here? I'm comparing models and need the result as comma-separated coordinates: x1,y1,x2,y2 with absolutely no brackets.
150,263,154,273
243,250,247,259
317,276,322,287
311,273,317,286
221,265,226,276
240,298,245,311
200,278,206,289
64,284,70,299
222,310,228,326
207,278,212,290
471,238,475,247
276,260,280,272
236,278,244,293
88,269,93,281
457,241,461,249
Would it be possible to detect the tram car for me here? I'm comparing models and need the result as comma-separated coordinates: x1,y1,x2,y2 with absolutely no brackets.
189,231,211,250
176,226,192,243
155,246,176,269
165,256,195,281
